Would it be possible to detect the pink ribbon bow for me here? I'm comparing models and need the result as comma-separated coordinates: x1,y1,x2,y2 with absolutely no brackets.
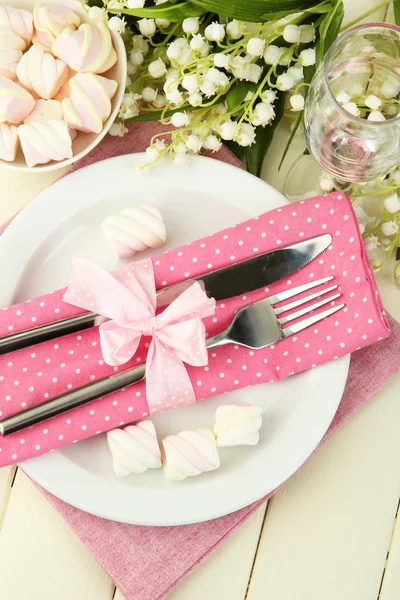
63,257,216,411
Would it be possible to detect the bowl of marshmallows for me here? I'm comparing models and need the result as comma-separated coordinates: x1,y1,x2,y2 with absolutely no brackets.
0,0,127,171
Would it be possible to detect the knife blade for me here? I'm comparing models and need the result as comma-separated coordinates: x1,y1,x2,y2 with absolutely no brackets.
0,233,332,355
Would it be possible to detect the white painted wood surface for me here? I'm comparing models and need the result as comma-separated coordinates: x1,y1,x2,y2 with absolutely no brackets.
0,1,400,598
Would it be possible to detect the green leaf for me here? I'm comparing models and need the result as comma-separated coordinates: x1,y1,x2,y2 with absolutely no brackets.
120,1,206,21
278,112,302,171
262,0,331,20
126,105,203,122
225,81,255,111
246,92,285,176
317,0,344,63
396,247,400,261
395,0,400,26
187,0,320,22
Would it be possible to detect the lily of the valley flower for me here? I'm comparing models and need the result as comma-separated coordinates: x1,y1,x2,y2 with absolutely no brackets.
384,193,400,213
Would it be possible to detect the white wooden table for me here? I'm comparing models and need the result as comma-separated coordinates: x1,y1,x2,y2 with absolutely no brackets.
1,2,400,598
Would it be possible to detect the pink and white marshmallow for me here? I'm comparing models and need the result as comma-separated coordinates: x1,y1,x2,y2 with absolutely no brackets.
23,98,63,124
0,27,26,80
0,76,35,124
162,429,220,481
213,404,263,447
101,204,167,260
18,118,72,167
52,22,117,74
107,421,162,476
0,5,33,47
17,44,68,100
0,123,18,161
61,72,117,134
33,2,80,49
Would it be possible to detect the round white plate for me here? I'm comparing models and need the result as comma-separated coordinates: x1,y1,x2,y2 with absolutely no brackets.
0,154,349,525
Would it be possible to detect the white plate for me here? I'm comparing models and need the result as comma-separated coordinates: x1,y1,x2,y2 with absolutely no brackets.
0,154,349,525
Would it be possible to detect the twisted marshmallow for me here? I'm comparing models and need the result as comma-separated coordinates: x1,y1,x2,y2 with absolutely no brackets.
18,119,73,167
0,27,26,80
24,98,63,124
0,123,18,161
107,421,162,476
101,204,167,260
52,22,117,74
33,2,80,49
62,73,117,134
0,5,33,47
17,44,68,100
0,76,35,124
213,404,263,447
162,429,220,481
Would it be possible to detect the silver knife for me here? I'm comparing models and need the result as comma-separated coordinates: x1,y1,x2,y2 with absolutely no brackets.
0,233,332,355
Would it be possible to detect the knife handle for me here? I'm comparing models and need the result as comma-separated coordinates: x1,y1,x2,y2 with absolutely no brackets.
0,279,199,356
0,363,147,436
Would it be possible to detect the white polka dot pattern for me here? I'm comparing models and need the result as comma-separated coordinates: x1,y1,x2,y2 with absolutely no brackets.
0,192,390,466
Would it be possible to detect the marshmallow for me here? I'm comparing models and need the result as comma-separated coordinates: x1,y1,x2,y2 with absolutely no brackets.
0,5,33,47
0,123,18,161
52,22,117,74
107,421,162,476
18,119,73,167
101,204,167,260
162,429,220,481
213,404,263,447
0,76,35,124
0,27,25,80
62,72,117,134
17,44,69,100
33,2,80,49
24,98,63,124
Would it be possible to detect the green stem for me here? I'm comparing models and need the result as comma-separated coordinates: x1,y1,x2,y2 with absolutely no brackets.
341,0,393,31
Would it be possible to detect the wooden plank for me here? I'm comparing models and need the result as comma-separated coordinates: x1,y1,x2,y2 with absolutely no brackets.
0,470,114,600
0,466,16,525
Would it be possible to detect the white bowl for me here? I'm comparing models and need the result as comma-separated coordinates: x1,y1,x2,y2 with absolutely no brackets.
0,0,127,172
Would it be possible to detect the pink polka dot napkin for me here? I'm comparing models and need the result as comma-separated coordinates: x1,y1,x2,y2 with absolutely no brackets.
0,183,389,465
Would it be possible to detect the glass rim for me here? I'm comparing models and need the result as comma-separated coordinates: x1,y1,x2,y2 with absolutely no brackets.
323,21,400,127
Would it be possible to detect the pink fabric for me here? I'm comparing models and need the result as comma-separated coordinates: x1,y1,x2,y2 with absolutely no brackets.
0,129,391,465
64,257,215,410
0,122,399,600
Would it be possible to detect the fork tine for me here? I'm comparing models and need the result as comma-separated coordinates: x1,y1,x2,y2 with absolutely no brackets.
268,276,334,305
278,293,341,324
283,303,345,337
274,284,338,316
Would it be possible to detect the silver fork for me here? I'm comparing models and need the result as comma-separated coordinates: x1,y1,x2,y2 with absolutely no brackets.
0,276,344,435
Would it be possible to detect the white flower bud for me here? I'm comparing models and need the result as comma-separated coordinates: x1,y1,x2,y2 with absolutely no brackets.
174,141,187,154
381,77,400,99
167,42,181,60
173,153,188,167
182,17,199,34
203,134,221,151
246,37,265,57
381,220,399,236
245,63,262,83
190,33,205,50
276,73,296,91
108,16,125,33
199,80,215,97
109,122,128,137
299,48,316,66
342,102,360,117
127,62,137,75
171,112,189,127
153,93,166,108
336,91,350,105
132,35,149,55
167,89,184,105
263,45,283,65
384,192,400,213
235,122,255,146
188,92,202,106
349,82,364,96
88,6,105,20
220,120,237,140
365,235,379,251
226,20,242,40
128,0,145,7
130,50,144,66
261,90,277,103
186,134,202,152
287,66,303,83
205,22,225,42
166,68,179,81
283,24,301,43
214,53,230,69
146,145,161,162
156,18,171,28
148,58,166,78
300,24,315,43
368,110,386,122
182,74,198,92
205,67,222,84
138,18,156,37
107,0,124,9
319,173,335,192
290,94,305,111
252,102,275,126
365,94,382,110
142,87,157,102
